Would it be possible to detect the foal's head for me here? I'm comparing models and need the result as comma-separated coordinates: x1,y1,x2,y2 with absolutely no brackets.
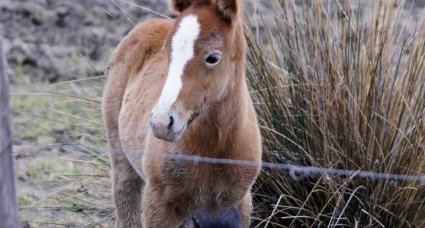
150,0,243,142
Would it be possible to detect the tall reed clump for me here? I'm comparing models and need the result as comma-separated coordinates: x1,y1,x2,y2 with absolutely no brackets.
247,0,425,227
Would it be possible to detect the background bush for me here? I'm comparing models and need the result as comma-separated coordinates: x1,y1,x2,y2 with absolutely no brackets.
248,0,425,227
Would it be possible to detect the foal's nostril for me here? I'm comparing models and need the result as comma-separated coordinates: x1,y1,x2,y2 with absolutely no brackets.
168,116,174,130
150,110,187,142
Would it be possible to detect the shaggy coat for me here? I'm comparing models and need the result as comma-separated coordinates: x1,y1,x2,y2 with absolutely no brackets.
102,0,262,227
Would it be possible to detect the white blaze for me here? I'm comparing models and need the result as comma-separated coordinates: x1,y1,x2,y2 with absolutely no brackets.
153,14,201,115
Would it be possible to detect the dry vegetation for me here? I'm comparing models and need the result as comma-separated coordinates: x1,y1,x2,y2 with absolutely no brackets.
10,0,425,227
247,0,425,227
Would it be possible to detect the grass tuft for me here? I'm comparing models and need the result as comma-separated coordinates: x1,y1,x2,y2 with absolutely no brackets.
247,0,425,227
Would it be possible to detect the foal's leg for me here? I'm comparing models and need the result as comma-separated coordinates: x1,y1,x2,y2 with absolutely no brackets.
110,154,144,228
142,185,189,228
237,192,253,228
105,107,144,227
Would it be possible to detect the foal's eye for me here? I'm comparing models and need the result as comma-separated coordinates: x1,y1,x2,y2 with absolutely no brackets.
204,51,222,68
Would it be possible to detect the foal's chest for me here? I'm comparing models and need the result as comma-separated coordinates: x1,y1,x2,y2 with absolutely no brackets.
160,152,234,192
161,153,228,182
159,153,238,209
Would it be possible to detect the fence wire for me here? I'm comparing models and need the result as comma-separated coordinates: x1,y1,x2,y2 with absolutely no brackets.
27,143,425,184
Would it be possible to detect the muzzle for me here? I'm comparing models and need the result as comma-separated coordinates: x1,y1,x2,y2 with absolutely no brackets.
150,109,187,142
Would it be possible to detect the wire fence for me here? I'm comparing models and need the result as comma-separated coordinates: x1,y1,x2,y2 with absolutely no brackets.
23,142,425,184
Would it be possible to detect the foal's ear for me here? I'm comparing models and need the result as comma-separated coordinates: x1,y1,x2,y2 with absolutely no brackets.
171,0,240,22
171,0,194,12
216,0,239,22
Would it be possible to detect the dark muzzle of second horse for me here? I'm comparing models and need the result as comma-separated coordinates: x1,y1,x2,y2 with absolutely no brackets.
183,207,241,228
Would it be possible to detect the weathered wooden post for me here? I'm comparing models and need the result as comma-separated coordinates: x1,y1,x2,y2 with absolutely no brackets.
0,33,21,227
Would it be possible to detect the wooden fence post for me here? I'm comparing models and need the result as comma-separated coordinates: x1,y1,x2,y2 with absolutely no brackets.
0,35,20,227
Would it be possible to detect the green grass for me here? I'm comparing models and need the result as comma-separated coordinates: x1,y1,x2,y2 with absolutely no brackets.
12,79,113,227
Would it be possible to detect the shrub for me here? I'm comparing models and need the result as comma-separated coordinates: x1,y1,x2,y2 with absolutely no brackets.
247,0,425,227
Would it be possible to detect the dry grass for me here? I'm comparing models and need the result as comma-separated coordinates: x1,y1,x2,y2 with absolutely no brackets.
247,0,425,227
12,78,114,227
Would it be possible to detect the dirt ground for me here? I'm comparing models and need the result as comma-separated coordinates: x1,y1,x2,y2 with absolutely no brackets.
1,0,424,227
